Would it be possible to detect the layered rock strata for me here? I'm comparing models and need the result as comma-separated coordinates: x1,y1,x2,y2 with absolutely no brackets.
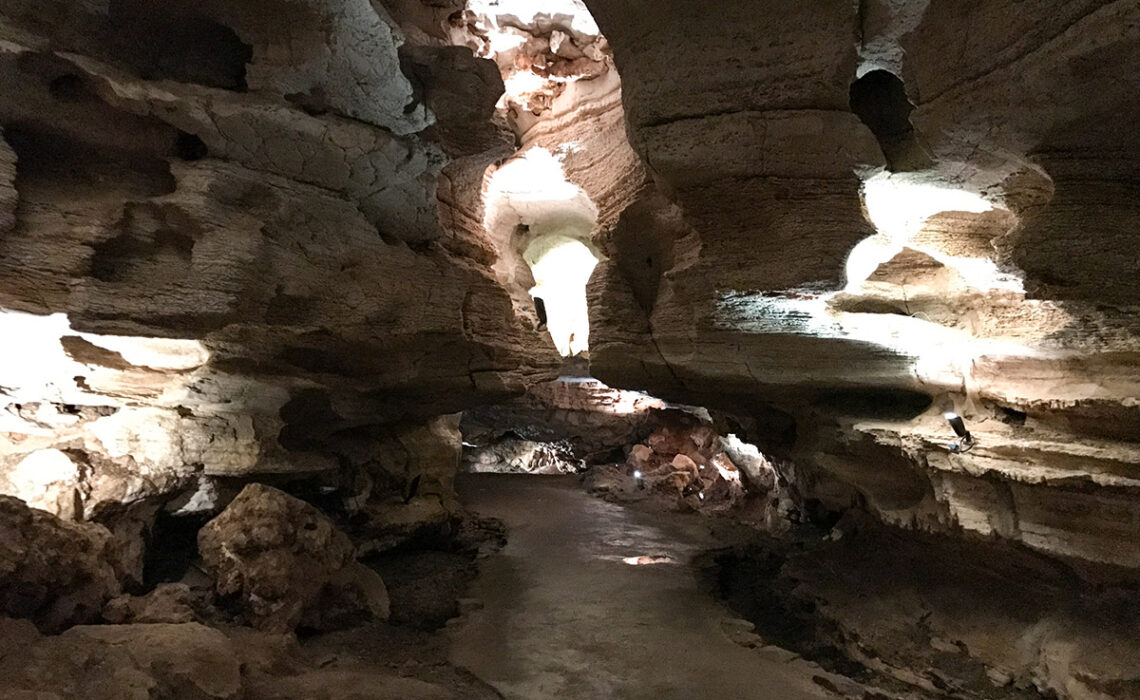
584,0,1140,571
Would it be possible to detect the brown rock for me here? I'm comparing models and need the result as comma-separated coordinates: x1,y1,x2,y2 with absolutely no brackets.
0,496,120,632
0,620,242,700
102,582,197,624
198,483,388,632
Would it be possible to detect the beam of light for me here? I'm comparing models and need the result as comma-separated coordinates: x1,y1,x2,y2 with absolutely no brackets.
713,290,1046,392
846,171,1021,293
466,0,601,38
527,236,598,356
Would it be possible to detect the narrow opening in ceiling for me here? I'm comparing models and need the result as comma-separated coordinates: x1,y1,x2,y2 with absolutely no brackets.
483,147,599,356
524,235,598,357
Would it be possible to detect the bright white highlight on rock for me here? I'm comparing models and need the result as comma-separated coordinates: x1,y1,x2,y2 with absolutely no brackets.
847,172,998,292
0,310,211,408
483,148,600,356
526,235,597,356
75,333,212,371
6,449,78,512
484,148,597,235
467,0,600,37
499,70,548,110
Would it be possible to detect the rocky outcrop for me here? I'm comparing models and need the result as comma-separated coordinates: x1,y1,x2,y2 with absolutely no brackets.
0,495,120,632
583,0,1140,572
716,525,1140,700
0,618,243,700
198,483,388,632
102,583,197,625
0,0,561,531
462,374,663,463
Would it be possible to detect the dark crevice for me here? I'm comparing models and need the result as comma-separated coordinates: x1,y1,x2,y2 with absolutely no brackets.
849,70,933,172
106,0,251,90
142,510,209,589
5,126,177,198
811,388,933,420
175,132,208,161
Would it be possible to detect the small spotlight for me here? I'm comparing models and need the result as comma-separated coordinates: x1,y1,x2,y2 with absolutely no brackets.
698,492,705,501
632,469,644,489
944,412,975,453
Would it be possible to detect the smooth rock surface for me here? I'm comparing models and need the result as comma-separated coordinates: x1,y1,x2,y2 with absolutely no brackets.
449,474,834,700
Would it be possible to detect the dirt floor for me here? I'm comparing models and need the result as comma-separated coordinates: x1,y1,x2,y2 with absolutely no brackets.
447,473,840,700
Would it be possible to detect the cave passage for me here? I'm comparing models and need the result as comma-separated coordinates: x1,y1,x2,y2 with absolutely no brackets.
449,474,832,700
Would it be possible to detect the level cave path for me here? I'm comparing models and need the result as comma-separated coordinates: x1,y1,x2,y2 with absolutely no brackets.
448,474,834,700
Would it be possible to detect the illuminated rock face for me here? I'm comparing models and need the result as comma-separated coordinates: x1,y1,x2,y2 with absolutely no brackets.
584,0,1140,568
0,0,1136,622
0,0,564,527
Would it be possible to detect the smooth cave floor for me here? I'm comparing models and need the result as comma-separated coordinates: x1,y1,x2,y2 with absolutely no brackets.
448,474,834,700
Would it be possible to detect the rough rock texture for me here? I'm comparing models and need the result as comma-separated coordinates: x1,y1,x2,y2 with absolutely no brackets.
464,437,583,474
0,618,242,700
0,495,120,631
102,583,197,625
461,373,663,463
717,526,1140,700
198,483,389,632
0,0,561,534
584,0,1140,572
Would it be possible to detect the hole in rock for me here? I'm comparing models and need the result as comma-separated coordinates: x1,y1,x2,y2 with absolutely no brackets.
524,236,598,357
175,132,208,161
484,148,600,357
997,405,1028,426
106,0,251,90
47,74,86,102
5,127,177,199
849,70,931,172
142,510,209,589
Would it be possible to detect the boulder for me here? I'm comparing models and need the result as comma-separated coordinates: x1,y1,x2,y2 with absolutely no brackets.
0,495,120,632
0,619,242,700
102,582,197,624
198,483,388,632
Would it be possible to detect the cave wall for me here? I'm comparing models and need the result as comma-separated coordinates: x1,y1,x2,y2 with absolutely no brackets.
2,0,1139,577
583,0,1140,570
0,0,562,526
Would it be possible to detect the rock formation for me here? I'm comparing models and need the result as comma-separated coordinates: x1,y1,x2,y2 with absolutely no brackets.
0,0,1138,698
0,495,121,632
584,0,1140,571
197,483,388,632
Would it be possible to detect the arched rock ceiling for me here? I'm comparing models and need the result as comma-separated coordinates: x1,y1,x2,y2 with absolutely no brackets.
0,0,1138,572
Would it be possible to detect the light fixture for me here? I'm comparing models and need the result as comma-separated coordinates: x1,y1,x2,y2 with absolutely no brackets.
632,469,644,489
944,412,975,453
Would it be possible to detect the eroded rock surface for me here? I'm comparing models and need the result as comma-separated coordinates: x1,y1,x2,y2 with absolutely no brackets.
584,0,1140,573
0,618,242,700
198,483,389,632
0,495,120,632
